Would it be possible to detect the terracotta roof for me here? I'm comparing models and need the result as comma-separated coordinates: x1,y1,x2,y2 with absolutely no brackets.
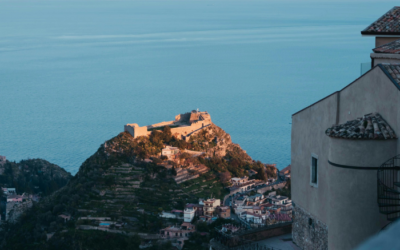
280,165,291,174
325,113,396,140
362,7,400,34
373,39,400,54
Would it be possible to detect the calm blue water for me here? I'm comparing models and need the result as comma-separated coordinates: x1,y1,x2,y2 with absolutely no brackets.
0,0,397,174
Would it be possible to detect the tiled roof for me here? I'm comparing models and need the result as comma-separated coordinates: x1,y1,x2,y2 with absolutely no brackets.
380,64,400,85
373,39,400,54
325,113,396,140
280,165,291,174
362,7,400,34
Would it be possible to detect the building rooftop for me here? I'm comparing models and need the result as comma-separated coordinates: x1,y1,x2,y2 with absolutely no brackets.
325,113,397,140
380,63,400,85
270,195,288,201
373,39,400,54
231,177,247,181
362,7,400,35
280,165,291,174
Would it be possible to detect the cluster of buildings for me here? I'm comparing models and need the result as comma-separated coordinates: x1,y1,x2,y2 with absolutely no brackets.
182,198,230,223
159,198,229,249
160,222,197,249
232,191,292,227
228,175,285,199
161,198,226,224
1,187,36,223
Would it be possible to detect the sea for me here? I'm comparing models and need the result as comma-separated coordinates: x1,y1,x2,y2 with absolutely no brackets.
0,0,397,174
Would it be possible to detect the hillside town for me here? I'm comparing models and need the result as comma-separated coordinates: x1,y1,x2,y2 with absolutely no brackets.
154,166,292,249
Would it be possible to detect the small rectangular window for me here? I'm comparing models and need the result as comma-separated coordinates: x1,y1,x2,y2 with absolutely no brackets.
311,157,318,184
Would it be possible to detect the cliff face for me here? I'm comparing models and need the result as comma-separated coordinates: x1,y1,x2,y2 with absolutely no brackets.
189,124,251,160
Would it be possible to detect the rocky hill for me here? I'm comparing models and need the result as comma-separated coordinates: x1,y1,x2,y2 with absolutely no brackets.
0,158,72,196
0,123,276,250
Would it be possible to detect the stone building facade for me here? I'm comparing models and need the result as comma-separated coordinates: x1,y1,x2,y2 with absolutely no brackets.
292,206,328,250
292,7,400,250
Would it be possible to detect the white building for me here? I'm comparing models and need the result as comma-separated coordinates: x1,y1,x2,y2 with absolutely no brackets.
2,188,16,195
183,207,196,222
203,198,221,217
161,146,180,160
231,177,249,186
240,211,266,225
268,195,289,205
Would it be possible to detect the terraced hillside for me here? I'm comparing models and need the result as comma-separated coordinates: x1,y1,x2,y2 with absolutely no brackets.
0,123,276,250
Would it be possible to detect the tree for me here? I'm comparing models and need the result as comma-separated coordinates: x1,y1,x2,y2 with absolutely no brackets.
162,126,172,142
219,171,231,183
256,166,267,181
171,167,177,176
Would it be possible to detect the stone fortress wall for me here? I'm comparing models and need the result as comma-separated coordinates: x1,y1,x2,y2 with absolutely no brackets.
124,110,212,140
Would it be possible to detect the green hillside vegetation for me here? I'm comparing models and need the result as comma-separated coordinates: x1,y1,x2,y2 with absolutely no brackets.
0,159,72,196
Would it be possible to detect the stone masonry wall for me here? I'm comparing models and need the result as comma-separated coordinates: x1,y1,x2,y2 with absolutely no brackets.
125,116,211,139
293,205,328,250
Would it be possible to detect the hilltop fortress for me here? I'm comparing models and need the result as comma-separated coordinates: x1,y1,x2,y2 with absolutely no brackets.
124,110,212,141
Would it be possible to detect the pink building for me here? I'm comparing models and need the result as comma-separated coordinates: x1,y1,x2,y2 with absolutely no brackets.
6,195,23,202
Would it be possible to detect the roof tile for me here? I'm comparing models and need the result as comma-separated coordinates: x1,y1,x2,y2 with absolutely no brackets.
380,63,400,83
325,113,396,140
363,7,400,34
